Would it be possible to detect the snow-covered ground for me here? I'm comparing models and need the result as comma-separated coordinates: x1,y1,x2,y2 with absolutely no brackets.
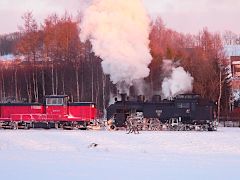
0,127,240,180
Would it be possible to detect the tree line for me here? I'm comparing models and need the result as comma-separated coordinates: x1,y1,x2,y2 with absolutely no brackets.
0,13,233,116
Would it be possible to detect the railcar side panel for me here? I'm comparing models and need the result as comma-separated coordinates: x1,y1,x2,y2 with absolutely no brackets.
0,104,43,120
68,103,96,121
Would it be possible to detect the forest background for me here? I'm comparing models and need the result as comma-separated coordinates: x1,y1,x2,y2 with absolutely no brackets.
0,12,238,116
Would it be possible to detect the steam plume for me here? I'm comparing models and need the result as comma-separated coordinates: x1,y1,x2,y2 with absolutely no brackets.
162,60,194,99
80,0,152,93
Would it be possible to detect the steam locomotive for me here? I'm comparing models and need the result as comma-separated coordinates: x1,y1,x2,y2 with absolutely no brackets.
0,95,97,129
107,94,218,131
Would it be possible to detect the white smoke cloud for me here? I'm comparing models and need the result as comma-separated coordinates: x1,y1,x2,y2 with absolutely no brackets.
80,0,152,93
162,60,193,99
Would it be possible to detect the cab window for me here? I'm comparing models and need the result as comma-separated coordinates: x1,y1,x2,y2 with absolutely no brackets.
177,102,190,109
46,98,64,105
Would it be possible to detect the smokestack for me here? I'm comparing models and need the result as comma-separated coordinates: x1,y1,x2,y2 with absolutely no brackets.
137,95,145,102
120,93,127,102
152,95,161,102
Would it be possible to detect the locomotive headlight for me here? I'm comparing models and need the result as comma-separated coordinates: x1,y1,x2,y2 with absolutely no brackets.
91,104,95,108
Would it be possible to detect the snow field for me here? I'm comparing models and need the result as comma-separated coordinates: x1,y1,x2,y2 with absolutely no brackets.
0,127,240,180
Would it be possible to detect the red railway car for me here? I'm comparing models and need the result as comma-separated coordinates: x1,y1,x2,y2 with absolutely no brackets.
0,95,97,129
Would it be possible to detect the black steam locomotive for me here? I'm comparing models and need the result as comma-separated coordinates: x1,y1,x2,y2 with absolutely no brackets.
107,94,217,131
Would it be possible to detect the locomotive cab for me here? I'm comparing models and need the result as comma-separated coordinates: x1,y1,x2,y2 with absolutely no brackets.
45,95,69,116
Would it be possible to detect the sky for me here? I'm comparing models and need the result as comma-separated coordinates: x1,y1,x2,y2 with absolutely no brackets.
0,0,240,35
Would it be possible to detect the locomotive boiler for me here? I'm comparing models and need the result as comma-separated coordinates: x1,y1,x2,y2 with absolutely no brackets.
107,93,217,131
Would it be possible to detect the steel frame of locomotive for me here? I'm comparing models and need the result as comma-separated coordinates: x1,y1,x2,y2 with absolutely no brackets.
0,95,97,130
107,94,218,131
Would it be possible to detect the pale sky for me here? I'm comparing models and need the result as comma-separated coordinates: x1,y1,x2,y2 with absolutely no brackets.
0,0,240,34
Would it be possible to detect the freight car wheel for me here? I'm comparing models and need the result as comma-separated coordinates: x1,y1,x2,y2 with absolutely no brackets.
185,126,191,131
13,122,18,130
54,123,59,129
208,127,213,131
110,124,116,130
24,123,30,129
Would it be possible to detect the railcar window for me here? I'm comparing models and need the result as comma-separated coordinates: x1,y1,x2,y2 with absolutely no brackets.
177,95,184,99
193,95,200,99
63,97,68,105
58,98,63,104
176,94,200,99
177,103,190,108
46,98,64,105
